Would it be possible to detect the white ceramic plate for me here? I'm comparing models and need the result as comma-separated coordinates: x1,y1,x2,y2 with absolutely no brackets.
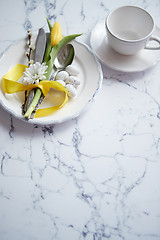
0,39,103,125
90,21,160,72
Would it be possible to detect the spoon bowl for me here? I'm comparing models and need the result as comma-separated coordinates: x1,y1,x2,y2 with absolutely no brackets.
54,44,75,70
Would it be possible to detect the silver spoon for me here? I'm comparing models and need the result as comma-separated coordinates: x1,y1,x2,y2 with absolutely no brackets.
54,44,75,77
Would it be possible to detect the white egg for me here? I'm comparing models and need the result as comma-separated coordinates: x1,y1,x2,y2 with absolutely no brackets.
55,71,69,80
65,76,81,87
65,65,80,76
55,80,66,87
65,84,77,98
65,76,75,85
72,76,81,86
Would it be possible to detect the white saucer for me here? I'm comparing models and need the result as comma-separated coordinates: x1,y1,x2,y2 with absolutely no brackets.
90,21,160,72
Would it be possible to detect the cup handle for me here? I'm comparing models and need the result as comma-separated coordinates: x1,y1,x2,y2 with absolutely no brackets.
145,36,160,50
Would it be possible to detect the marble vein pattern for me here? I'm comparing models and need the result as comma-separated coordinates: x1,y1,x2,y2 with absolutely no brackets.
0,0,160,240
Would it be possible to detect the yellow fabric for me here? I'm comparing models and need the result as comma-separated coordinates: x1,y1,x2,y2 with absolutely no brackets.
2,64,68,118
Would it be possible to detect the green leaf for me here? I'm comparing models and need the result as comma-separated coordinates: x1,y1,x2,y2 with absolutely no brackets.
46,18,52,32
43,33,52,63
50,34,82,66
45,33,82,79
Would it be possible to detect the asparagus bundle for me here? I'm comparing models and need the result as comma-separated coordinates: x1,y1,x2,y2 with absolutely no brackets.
22,19,81,119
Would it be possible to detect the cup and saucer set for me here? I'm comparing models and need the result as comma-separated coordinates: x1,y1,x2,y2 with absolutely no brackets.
90,6,160,73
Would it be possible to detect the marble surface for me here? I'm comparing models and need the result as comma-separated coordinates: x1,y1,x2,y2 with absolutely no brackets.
0,0,160,240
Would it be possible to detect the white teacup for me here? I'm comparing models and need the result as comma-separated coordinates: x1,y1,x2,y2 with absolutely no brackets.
105,6,160,55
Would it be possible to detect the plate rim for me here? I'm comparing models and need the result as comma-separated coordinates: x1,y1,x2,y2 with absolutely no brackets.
90,20,160,73
0,38,103,125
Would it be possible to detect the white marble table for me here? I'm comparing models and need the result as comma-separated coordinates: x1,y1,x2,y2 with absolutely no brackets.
0,0,160,240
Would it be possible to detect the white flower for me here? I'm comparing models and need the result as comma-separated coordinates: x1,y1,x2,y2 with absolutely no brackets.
21,62,48,85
